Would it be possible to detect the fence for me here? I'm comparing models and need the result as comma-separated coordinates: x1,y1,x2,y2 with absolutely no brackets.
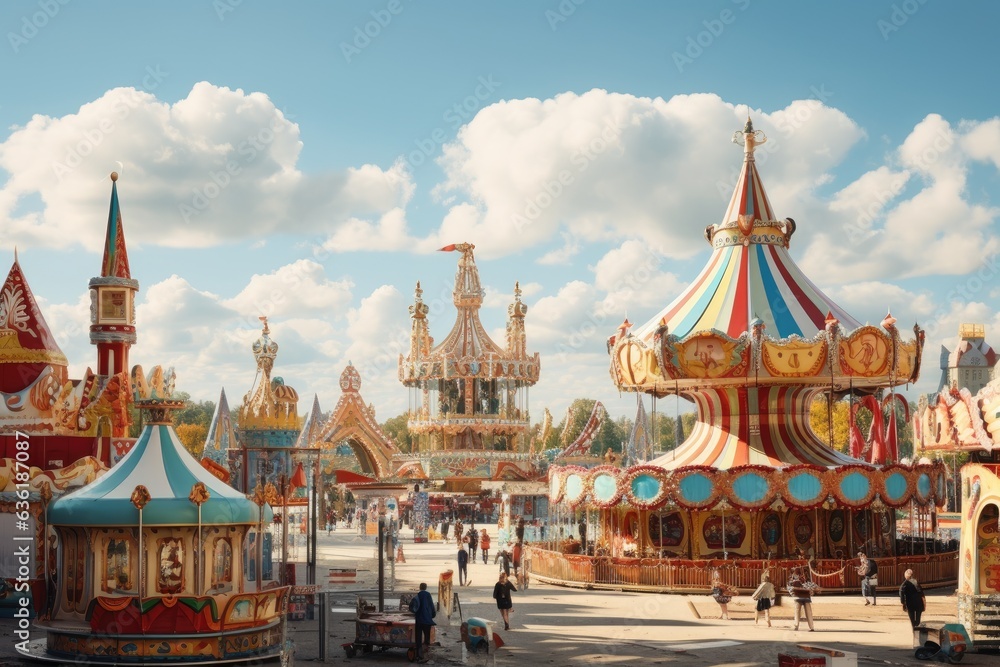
527,546,957,595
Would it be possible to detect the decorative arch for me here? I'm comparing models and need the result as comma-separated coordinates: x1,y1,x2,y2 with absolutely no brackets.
315,365,398,478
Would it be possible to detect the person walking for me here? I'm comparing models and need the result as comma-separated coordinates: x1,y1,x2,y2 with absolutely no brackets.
858,552,878,605
511,540,523,578
899,568,926,629
492,571,517,630
467,525,479,563
498,548,511,577
750,572,776,627
457,543,469,586
410,582,436,663
787,571,819,631
480,529,491,564
710,570,736,620
441,518,450,543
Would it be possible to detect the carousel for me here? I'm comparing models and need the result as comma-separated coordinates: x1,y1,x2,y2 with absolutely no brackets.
396,243,542,539
26,366,287,665
536,117,953,595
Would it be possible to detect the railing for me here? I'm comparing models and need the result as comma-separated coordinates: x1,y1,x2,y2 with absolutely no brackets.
527,546,958,595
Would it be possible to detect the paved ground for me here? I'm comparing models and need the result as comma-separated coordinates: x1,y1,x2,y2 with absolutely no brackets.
0,527,989,666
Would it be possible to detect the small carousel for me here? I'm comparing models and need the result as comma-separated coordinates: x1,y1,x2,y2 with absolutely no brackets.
27,366,287,664
536,118,953,594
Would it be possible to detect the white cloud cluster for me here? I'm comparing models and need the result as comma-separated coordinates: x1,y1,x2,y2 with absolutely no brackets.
0,82,414,253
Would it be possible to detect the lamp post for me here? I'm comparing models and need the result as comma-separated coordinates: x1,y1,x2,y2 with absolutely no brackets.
377,498,387,612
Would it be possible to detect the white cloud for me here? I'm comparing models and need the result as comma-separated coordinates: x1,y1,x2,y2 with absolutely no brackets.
0,82,414,253
591,240,686,311
224,259,353,318
430,90,864,261
801,114,1000,283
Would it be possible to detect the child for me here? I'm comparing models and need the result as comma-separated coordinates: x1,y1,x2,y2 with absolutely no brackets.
750,572,775,627
710,570,736,620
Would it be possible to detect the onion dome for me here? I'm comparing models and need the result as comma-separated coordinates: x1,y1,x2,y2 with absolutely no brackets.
0,253,69,392
49,366,271,526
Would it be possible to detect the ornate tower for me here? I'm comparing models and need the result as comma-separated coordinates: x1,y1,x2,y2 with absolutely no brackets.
398,243,541,492
90,172,138,377
232,317,302,495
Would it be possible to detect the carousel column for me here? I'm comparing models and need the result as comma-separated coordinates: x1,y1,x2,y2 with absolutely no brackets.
130,485,151,601
189,482,209,595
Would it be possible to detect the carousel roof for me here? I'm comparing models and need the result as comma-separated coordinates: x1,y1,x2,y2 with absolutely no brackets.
0,254,69,392
50,365,271,526
400,243,539,384
49,418,271,526
633,118,859,343
610,118,923,395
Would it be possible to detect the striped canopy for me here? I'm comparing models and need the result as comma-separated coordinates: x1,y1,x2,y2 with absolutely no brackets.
49,423,271,526
636,241,860,342
635,126,859,342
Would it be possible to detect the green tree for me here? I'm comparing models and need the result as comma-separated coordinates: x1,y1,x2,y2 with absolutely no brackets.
382,414,414,453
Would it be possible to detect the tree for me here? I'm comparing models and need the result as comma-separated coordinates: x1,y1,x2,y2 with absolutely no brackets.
382,414,414,453
175,423,209,458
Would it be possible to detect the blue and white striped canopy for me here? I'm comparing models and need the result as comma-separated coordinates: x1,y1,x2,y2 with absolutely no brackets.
49,423,271,526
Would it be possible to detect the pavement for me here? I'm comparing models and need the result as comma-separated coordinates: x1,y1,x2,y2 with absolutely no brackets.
0,526,990,666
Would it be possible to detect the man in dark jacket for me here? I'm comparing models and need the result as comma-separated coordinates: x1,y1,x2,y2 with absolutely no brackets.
467,524,479,562
899,568,926,628
457,543,469,586
412,582,436,663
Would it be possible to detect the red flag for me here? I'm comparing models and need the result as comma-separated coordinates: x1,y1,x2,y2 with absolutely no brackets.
438,244,457,252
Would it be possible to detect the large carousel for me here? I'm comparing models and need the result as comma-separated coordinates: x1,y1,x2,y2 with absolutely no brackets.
27,366,286,665
535,118,954,594
394,244,542,538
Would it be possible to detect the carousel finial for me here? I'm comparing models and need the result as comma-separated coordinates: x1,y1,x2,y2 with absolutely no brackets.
110,171,119,182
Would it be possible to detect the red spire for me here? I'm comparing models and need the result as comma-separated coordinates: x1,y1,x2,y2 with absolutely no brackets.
101,172,132,279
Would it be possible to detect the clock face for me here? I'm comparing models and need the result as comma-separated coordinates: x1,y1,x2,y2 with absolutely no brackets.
101,289,128,321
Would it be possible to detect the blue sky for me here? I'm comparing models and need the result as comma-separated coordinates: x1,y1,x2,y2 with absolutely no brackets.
1,0,998,424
